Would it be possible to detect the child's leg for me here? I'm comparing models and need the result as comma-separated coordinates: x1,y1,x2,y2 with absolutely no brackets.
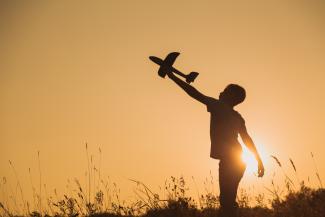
219,158,246,217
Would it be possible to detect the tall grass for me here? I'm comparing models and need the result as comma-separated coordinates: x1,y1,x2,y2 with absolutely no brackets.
0,146,324,217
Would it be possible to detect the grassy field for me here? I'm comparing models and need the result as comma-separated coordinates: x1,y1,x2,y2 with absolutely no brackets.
1,178,324,217
1,149,324,217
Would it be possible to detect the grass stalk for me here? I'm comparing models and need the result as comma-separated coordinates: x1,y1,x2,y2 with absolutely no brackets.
37,151,42,215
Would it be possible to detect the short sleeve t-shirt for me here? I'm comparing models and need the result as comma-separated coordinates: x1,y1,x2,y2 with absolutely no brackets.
207,99,245,159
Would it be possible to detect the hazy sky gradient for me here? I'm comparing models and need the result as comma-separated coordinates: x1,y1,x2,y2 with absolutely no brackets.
1,0,325,203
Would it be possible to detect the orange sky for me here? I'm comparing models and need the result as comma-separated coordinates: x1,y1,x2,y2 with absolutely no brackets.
1,0,325,207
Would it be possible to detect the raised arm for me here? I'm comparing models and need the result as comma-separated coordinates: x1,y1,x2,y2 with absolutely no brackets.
239,124,265,177
167,72,214,105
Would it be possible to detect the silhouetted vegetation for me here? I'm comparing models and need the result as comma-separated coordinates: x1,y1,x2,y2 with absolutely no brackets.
2,181,323,217
1,148,324,217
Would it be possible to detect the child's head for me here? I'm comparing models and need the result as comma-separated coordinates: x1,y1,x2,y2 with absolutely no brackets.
219,84,246,107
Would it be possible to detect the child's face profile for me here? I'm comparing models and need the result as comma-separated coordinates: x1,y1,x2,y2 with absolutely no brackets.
218,83,247,107
219,91,225,100
219,88,240,106
219,89,231,101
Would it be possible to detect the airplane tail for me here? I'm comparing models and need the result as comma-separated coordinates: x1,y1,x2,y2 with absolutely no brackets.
186,72,199,83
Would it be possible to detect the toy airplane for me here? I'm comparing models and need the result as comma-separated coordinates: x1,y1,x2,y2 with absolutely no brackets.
149,52,199,83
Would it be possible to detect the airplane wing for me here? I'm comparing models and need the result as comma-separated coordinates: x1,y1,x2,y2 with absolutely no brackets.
163,52,180,67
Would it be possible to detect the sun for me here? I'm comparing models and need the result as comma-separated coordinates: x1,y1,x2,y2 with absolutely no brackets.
240,143,268,175
241,147,258,173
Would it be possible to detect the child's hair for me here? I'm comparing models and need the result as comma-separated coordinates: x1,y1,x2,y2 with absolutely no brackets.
224,84,246,106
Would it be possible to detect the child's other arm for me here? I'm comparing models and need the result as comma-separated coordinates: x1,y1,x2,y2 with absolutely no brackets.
240,125,265,177
167,72,214,105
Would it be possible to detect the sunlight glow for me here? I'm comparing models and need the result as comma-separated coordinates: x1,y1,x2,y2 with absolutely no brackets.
241,143,268,175
241,146,258,174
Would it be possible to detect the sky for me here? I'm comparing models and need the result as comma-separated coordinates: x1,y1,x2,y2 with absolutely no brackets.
1,0,325,208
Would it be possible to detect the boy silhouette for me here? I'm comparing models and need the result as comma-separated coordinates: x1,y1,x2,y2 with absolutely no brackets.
166,72,264,217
